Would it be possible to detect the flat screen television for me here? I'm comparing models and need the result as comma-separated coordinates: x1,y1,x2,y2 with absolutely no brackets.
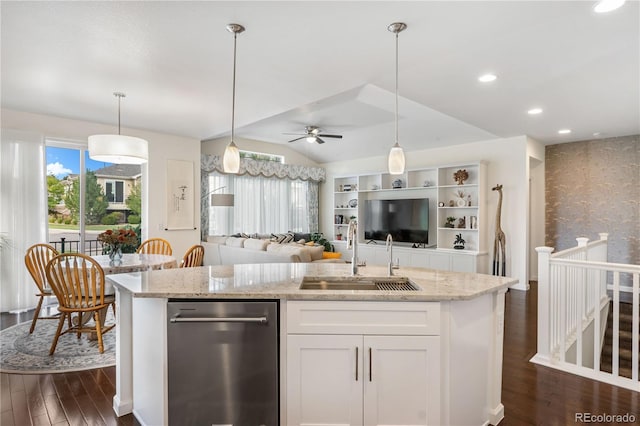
364,198,429,244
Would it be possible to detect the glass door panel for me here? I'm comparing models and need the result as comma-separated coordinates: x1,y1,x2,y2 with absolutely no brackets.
46,143,142,254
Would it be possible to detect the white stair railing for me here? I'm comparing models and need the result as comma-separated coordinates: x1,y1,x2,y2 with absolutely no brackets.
532,233,640,392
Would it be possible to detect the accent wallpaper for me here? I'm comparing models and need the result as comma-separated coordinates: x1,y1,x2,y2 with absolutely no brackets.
545,135,639,266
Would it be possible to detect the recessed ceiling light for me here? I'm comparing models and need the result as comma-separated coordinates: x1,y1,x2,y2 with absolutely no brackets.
558,129,572,134
527,108,543,115
594,0,626,13
478,74,497,83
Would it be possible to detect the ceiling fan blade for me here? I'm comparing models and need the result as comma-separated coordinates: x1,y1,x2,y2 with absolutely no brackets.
287,136,307,143
317,134,342,139
315,137,326,144
283,132,307,136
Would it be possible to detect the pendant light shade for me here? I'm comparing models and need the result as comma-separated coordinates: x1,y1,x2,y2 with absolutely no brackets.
388,142,406,174
223,23,245,174
222,140,240,173
88,92,148,165
387,22,407,175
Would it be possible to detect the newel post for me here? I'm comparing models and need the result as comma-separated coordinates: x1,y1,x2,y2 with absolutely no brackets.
535,246,555,361
576,237,589,248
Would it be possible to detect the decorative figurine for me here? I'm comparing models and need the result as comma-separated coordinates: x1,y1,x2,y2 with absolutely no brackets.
445,217,456,228
492,184,506,276
454,169,469,185
453,233,466,250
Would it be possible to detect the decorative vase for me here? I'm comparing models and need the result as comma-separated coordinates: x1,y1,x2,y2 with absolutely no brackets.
108,245,123,262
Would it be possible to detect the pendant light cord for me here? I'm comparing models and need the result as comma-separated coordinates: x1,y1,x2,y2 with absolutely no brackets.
395,30,399,145
117,94,121,136
231,31,238,143
113,92,126,136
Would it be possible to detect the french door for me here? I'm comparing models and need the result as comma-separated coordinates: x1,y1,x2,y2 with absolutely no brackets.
46,140,135,254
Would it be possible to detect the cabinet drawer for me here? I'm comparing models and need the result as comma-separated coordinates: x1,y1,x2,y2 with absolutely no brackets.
287,301,440,335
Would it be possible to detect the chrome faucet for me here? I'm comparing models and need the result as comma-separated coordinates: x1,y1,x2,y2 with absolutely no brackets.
347,219,358,276
386,234,394,276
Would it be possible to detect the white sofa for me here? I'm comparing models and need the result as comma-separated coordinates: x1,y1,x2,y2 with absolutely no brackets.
202,236,335,266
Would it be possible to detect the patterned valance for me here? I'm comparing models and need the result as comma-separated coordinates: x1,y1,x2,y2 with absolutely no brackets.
201,154,325,182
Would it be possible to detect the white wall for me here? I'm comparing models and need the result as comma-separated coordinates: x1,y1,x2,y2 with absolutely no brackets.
1,109,201,258
202,136,320,167
320,136,536,290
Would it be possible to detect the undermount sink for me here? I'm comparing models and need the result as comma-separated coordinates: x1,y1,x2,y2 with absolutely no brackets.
299,276,420,291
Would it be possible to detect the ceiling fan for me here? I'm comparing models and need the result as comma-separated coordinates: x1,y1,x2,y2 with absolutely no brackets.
284,126,343,144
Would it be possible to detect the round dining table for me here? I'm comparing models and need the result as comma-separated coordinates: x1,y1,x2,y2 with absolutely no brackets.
92,253,178,276
81,253,177,338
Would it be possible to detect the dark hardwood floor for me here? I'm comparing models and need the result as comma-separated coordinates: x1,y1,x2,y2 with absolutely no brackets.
2,283,638,425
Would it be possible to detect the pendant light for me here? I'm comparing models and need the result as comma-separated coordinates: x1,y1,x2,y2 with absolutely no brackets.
88,92,148,165
222,23,245,174
387,22,407,175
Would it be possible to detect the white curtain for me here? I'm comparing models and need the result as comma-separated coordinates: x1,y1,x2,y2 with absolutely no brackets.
207,173,315,236
1,129,46,312
201,154,325,238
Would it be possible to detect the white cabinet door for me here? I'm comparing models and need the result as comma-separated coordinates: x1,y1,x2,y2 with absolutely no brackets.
363,335,441,426
287,334,363,426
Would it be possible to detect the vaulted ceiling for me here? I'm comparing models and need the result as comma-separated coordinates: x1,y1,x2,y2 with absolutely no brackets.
2,1,638,163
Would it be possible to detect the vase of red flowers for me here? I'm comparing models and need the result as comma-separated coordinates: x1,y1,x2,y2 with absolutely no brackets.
98,229,138,262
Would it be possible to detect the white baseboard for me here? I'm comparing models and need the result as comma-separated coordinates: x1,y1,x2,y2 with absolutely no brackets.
488,403,505,425
112,395,133,416
509,282,530,291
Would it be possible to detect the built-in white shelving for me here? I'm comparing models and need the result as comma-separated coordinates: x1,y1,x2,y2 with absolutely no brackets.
332,163,487,263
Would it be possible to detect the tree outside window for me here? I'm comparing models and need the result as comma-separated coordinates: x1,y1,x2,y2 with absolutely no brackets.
65,171,109,225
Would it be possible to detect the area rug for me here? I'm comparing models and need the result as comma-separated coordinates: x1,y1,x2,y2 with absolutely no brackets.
0,312,115,374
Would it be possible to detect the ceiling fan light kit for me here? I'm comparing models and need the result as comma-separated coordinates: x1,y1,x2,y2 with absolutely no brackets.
387,22,407,175
285,125,343,145
88,92,148,165
222,23,245,174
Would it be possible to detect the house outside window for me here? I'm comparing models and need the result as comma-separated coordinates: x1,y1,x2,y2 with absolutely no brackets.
94,164,142,222
105,180,125,203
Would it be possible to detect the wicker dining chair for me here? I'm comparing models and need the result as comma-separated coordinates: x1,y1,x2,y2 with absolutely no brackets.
24,243,61,334
136,238,173,256
45,253,116,355
180,245,205,268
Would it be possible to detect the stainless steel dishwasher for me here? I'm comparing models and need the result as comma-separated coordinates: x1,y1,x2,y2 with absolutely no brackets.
167,300,279,425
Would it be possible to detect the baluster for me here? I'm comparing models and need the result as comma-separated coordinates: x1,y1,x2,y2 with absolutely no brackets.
576,268,583,368
613,271,620,377
560,265,567,362
632,272,639,382
593,269,601,372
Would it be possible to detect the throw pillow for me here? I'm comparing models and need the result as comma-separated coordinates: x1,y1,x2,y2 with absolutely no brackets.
225,237,247,247
244,238,269,251
307,245,325,261
271,232,294,244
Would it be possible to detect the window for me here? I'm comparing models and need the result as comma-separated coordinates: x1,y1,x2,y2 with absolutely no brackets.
208,173,313,236
105,180,125,203
46,141,144,254
239,150,284,164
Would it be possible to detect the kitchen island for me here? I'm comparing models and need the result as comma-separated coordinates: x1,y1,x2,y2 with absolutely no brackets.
108,262,517,425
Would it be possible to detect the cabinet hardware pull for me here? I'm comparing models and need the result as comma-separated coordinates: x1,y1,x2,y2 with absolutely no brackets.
369,347,372,382
355,347,359,381
169,313,267,324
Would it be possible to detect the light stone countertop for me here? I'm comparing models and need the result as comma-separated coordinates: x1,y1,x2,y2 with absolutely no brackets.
107,262,518,301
